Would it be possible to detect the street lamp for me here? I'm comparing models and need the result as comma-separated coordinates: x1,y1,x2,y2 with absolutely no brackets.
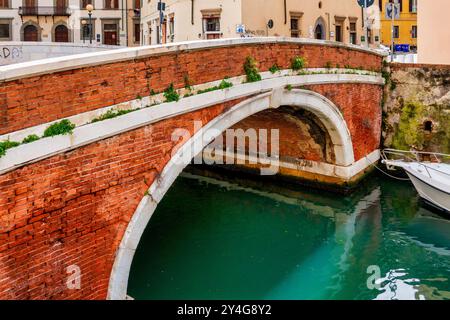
86,4,94,44
81,20,87,44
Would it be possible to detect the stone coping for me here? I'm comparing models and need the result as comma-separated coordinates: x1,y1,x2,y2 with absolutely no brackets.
0,72,383,175
0,37,387,82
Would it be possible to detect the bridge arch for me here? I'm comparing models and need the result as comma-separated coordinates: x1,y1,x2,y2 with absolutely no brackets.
107,88,354,299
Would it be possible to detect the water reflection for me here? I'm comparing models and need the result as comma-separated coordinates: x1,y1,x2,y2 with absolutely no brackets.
128,171,450,300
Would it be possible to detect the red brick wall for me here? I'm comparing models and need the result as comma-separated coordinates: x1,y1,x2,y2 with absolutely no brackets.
228,107,334,163
0,43,382,135
0,99,245,300
0,82,382,300
303,83,382,161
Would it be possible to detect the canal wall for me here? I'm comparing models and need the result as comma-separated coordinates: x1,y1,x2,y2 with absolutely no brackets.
382,63,450,154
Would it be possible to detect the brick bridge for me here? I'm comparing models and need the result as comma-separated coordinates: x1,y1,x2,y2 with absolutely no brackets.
0,38,385,299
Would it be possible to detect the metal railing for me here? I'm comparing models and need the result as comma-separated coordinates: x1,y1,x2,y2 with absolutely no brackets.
18,6,70,16
382,148,450,178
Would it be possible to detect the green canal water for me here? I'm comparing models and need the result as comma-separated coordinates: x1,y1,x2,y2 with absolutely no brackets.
128,172,450,300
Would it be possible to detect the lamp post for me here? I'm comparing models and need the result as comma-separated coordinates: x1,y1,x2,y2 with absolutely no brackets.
81,20,87,44
86,4,94,44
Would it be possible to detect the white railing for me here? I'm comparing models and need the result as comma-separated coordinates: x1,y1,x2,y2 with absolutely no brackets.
382,148,450,178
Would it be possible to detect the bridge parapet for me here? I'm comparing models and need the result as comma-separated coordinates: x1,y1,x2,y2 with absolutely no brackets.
0,37,384,136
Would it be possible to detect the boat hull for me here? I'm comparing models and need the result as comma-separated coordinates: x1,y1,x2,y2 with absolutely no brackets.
406,171,450,213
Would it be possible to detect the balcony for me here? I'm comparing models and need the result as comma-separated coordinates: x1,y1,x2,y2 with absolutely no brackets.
18,6,71,16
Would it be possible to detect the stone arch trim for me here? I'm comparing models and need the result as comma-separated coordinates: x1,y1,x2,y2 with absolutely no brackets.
51,20,72,42
107,89,354,299
20,20,42,42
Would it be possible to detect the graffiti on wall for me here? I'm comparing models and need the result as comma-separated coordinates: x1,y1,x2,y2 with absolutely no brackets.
0,46,24,65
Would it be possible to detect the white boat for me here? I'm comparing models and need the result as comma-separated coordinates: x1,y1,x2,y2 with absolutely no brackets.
382,149,450,213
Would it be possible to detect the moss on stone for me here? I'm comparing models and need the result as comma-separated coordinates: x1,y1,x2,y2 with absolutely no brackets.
392,101,424,150
391,100,450,153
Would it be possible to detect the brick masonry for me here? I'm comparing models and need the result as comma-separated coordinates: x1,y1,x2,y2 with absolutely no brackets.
303,83,382,161
0,42,383,300
0,43,382,135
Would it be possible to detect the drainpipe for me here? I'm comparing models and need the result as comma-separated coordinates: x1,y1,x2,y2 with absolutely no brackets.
284,0,287,24
191,0,194,25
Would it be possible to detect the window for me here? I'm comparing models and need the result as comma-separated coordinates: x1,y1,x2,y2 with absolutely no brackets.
409,0,417,13
388,0,402,11
349,22,357,44
104,0,119,9
0,19,12,41
205,18,220,32
134,22,140,43
0,0,9,8
379,0,382,11
80,19,95,41
367,28,373,43
411,25,417,38
393,25,399,38
290,18,299,38
168,15,174,42
134,0,140,9
81,0,93,9
201,9,221,39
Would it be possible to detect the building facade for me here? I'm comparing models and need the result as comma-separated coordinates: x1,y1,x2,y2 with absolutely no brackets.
417,0,450,64
378,0,417,51
0,0,141,46
140,0,381,47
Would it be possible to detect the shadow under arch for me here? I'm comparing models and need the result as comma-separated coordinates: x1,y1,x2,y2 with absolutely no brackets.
107,89,355,299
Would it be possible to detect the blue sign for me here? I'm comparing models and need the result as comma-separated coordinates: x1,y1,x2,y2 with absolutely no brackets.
394,44,410,52
236,24,245,34
357,0,375,8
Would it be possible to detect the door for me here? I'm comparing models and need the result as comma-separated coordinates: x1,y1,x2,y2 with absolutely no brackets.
103,23,118,45
104,31,117,45
23,24,38,41
206,33,220,39
315,24,323,40
335,25,342,42
161,22,167,44
54,25,68,42
55,0,66,15
24,0,36,14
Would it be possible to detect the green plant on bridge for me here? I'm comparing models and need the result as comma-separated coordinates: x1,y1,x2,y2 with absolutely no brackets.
244,56,262,83
163,83,180,102
43,119,75,137
269,64,281,74
197,79,233,95
291,56,307,71
0,140,20,157
184,74,193,91
22,134,40,144
91,109,134,123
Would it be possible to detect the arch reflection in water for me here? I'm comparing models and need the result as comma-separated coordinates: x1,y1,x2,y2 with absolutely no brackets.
127,172,450,300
